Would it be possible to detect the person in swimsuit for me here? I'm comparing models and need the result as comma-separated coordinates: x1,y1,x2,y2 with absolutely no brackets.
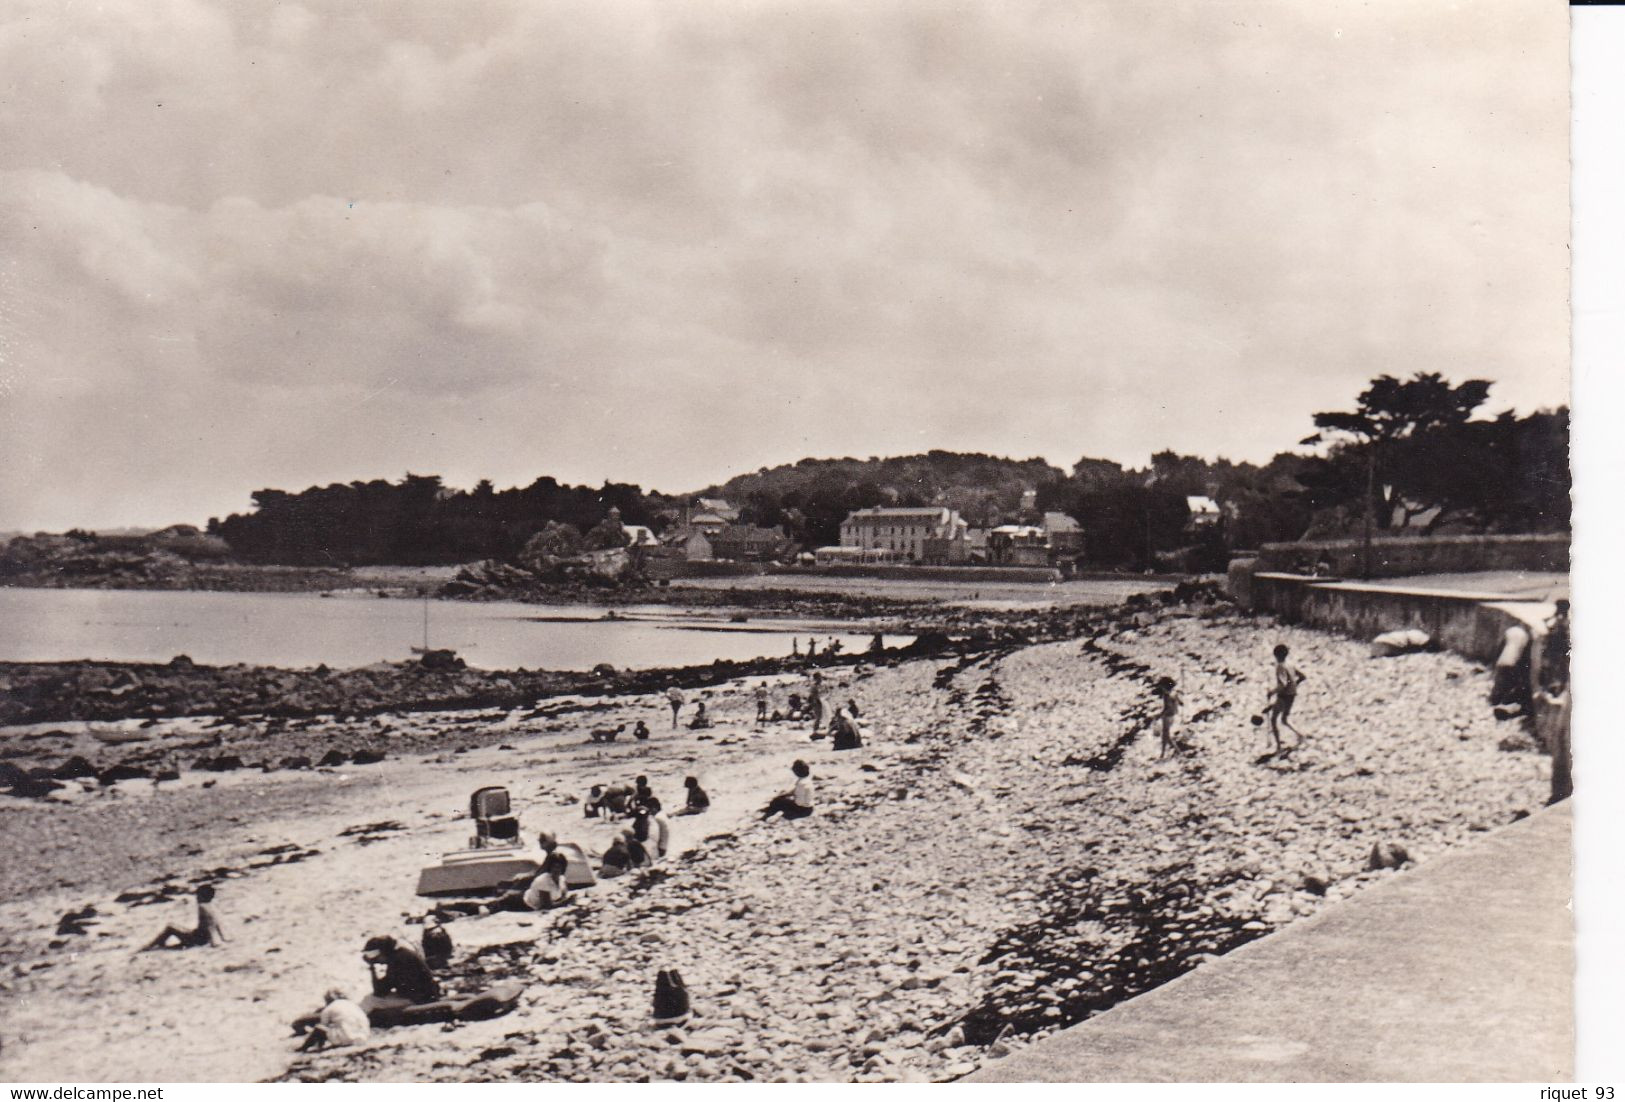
807,673,826,734
681,775,710,815
141,884,227,951
1154,676,1184,759
667,686,685,728
1266,644,1308,753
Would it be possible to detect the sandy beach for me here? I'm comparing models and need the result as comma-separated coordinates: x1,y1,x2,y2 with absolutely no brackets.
0,604,1549,1083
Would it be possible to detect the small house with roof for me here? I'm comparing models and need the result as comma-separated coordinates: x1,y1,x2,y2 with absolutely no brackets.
1185,495,1222,529
708,524,791,562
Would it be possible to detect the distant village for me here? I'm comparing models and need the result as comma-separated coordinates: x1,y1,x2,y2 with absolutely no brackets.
626,490,1222,577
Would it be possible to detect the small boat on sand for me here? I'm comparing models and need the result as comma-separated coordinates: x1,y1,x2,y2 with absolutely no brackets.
416,787,540,896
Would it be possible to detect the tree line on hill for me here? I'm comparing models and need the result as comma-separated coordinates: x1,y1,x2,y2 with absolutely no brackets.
191,373,1567,571
208,475,666,566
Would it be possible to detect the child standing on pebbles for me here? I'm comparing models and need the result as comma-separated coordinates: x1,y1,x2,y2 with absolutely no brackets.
1154,676,1183,759
1266,644,1308,754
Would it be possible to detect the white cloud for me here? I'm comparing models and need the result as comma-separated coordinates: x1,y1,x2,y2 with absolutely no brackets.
0,0,1569,530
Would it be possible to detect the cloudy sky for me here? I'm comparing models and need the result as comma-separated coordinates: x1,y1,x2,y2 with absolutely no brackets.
0,0,1569,531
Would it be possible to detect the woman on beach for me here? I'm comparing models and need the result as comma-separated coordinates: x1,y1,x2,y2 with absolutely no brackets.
141,884,227,951
520,852,573,910
362,935,440,1014
761,760,815,821
807,673,826,734
829,705,863,751
643,797,673,857
667,686,685,728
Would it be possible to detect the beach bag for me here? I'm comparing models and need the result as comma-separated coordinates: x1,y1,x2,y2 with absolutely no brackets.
422,923,454,969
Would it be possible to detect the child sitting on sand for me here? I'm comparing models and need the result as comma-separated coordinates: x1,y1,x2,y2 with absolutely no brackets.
687,702,713,729
681,776,710,815
599,830,652,878
141,884,227,951
297,988,372,1052
633,720,651,741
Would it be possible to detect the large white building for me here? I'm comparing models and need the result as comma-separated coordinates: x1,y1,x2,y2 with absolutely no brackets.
839,506,968,562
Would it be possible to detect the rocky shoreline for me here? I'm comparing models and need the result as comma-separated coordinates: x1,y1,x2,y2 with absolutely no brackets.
0,588,1221,799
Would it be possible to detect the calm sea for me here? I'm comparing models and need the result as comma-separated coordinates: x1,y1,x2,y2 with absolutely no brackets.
0,588,904,671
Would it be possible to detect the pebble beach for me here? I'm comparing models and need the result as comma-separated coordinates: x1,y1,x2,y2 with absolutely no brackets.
0,603,1550,1083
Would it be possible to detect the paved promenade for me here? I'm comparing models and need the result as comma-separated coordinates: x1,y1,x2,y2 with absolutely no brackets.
972,802,1573,1082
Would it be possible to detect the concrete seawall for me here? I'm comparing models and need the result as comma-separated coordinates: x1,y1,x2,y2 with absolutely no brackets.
1247,571,1550,665
969,803,1573,1083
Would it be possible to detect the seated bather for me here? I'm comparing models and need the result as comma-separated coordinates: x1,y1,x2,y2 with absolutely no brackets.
519,852,572,910
761,760,815,821
297,988,372,1052
360,935,441,1020
829,706,864,751
599,782,635,818
687,702,713,729
432,852,575,919
680,775,710,815
141,884,228,951
599,830,652,878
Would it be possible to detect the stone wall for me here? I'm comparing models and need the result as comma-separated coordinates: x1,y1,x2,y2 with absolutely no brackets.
1256,534,1568,578
770,563,1062,584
